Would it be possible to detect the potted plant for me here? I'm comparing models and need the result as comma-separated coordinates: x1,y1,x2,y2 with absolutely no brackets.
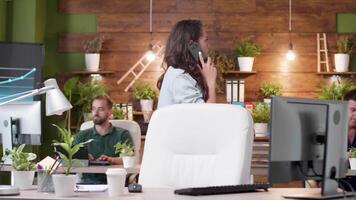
52,124,92,197
133,82,158,122
63,77,108,128
112,105,127,120
349,147,356,169
5,144,36,189
251,103,270,136
82,36,104,71
335,35,354,72
233,37,261,72
319,80,356,100
209,50,235,94
260,82,283,103
114,140,135,168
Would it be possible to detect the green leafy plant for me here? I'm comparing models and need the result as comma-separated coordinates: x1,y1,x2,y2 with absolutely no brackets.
82,36,104,53
114,140,135,157
63,78,108,128
112,105,127,120
233,37,261,57
52,124,93,175
260,82,283,99
208,50,235,94
132,83,158,100
319,81,356,100
337,35,354,54
349,147,356,158
251,103,271,123
5,144,37,171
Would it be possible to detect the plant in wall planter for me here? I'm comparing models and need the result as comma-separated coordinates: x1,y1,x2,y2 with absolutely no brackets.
335,35,354,72
251,103,270,137
114,140,135,168
260,82,283,103
233,37,261,72
82,36,104,71
133,82,158,123
319,80,356,100
63,77,108,129
349,147,356,170
52,124,92,197
5,144,37,190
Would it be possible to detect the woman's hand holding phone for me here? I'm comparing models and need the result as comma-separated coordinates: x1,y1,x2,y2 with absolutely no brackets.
199,51,216,88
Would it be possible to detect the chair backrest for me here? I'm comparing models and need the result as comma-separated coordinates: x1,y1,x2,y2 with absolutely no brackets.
139,104,254,188
80,120,141,163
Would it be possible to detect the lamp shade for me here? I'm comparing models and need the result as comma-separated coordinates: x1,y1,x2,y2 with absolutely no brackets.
44,79,72,116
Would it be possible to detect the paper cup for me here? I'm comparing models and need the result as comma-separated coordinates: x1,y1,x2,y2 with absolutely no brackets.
106,168,127,197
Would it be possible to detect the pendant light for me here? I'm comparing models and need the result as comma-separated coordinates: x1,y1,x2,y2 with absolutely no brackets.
286,0,295,61
145,0,155,62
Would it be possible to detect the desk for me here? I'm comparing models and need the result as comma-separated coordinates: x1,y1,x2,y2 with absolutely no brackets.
1,165,140,174
0,188,347,200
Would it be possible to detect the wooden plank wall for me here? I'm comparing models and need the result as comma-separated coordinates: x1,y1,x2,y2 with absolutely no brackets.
58,0,356,103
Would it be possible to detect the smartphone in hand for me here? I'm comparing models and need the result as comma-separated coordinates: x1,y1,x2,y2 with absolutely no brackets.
188,41,208,66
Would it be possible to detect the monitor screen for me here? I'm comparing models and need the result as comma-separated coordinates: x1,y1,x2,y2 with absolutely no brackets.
0,42,44,103
269,96,349,198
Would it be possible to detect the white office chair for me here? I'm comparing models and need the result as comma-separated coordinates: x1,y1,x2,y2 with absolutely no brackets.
139,103,254,188
80,120,141,164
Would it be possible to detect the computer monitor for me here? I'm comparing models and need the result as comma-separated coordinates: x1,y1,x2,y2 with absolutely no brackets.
269,96,349,199
0,101,41,164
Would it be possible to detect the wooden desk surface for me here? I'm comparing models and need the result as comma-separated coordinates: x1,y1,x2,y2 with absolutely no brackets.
0,188,339,200
1,165,140,174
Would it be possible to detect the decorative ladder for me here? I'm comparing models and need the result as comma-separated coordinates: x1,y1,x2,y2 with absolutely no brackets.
117,41,164,92
317,33,330,72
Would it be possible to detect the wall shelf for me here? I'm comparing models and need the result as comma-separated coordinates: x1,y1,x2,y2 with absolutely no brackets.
317,72,356,77
62,70,115,76
224,71,256,79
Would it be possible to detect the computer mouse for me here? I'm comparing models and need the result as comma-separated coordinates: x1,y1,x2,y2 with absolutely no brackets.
128,183,142,193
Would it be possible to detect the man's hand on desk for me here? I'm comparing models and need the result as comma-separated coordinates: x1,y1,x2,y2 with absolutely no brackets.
96,154,123,165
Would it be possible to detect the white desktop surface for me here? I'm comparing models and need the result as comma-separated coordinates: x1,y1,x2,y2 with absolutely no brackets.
0,188,343,200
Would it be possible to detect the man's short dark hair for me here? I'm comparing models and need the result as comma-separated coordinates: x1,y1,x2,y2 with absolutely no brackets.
344,89,356,101
92,95,113,108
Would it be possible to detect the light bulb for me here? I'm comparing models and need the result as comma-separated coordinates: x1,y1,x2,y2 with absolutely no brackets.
145,50,155,62
286,50,295,60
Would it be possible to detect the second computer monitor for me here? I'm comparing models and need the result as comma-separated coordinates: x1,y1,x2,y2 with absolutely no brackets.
269,96,349,198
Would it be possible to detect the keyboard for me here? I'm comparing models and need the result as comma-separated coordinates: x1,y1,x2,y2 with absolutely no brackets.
174,183,270,196
89,160,110,166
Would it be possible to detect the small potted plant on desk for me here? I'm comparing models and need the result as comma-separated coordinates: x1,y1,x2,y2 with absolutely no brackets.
114,140,135,168
349,147,356,170
133,82,158,123
5,144,37,189
251,103,270,137
260,82,282,104
52,124,92,197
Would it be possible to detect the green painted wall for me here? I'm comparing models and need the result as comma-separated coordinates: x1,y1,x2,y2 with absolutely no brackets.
41,0,96,160
44,0,96,78
337,13,356,71
0,2,6,41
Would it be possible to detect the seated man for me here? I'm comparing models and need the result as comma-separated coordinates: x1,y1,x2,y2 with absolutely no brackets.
340,89,356,191
73,95,133,184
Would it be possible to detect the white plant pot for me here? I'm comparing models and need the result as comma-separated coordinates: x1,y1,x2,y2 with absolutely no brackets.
140,99,153,111
263,98,271,104
350,158,356,170
12,171,35,190
85,53,100,71
122,156,135,168
334,53,349,72
52,174,77,197
254,123,268,136
237,57,255,72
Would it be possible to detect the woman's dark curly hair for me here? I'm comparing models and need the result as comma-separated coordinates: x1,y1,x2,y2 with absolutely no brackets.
157,19,208,101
